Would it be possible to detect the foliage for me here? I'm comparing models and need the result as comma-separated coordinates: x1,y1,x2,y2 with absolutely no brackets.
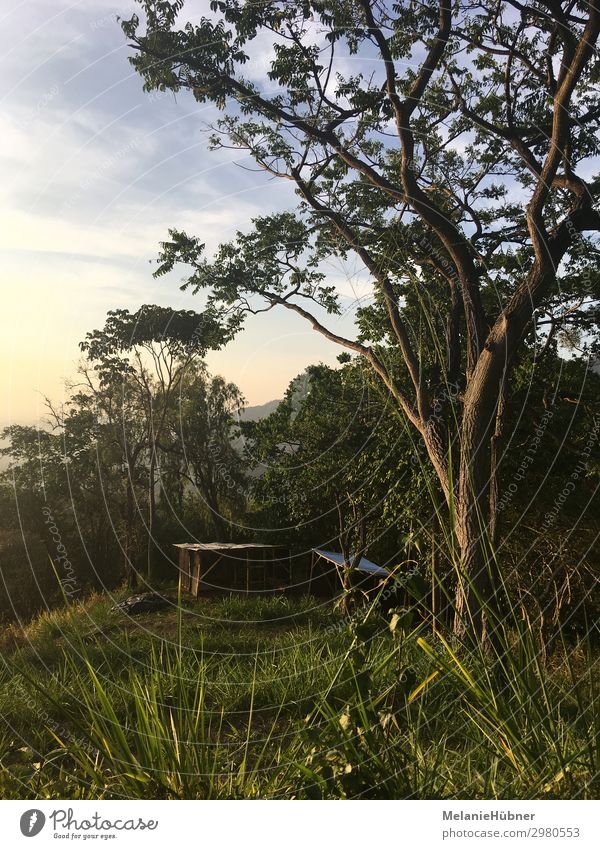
245,354,600,625
165,367,246,540
244,359,432,564
0,306,248,607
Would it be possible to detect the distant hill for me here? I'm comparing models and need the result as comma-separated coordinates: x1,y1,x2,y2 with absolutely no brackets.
239,399,281,421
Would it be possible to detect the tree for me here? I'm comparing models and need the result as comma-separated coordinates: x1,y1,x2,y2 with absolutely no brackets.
164,366,246,539
63,370,152,587
0,309,246,603
245,361,431,564
123,1,600,639
80,304,234,579
0,411,126,598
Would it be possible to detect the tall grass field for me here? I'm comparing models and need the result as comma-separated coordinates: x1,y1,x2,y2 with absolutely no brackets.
0,587,598,799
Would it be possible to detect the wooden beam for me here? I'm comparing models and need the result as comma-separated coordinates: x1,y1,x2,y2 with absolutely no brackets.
178,547,187,594
191,550,201,597
199,552,224,588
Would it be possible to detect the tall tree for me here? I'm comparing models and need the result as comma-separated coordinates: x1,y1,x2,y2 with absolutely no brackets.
64,370,152,587
123,0,600,638
80,304,234,579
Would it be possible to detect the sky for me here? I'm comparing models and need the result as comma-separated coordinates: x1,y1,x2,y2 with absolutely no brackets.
0,0,371,427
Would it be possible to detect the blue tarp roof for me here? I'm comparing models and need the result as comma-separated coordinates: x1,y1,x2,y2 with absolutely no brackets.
313,549,389,578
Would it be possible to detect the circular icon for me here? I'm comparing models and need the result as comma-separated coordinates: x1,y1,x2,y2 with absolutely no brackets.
20,810,46,837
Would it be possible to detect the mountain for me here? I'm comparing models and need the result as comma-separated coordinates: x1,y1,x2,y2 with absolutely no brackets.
239,399,281,421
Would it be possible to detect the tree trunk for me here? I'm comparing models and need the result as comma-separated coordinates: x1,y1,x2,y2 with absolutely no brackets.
147,454,157,581
210,505,227,541
453,386,499,642
489,374,507,550
125,472,137,588
206,484,227,540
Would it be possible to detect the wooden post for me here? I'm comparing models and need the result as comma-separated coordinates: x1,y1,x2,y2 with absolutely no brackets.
192,550,201,597
178,548,186,594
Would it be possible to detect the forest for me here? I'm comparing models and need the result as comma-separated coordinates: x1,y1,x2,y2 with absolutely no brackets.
0,0,599,800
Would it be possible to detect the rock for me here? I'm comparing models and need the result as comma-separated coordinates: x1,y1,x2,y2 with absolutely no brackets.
111,592,172,615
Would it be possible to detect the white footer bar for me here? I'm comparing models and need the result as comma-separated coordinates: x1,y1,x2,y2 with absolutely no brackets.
1,799,597,848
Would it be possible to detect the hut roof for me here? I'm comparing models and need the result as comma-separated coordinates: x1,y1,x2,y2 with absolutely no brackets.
313,549,389,578
174,542,285,551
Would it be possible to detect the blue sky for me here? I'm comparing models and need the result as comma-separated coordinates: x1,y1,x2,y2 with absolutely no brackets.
1,0,370,425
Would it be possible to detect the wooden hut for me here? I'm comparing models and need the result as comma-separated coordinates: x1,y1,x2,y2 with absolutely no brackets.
174,543,292,598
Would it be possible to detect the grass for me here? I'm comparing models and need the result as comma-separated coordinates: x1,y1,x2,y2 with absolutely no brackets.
0,586,598,799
